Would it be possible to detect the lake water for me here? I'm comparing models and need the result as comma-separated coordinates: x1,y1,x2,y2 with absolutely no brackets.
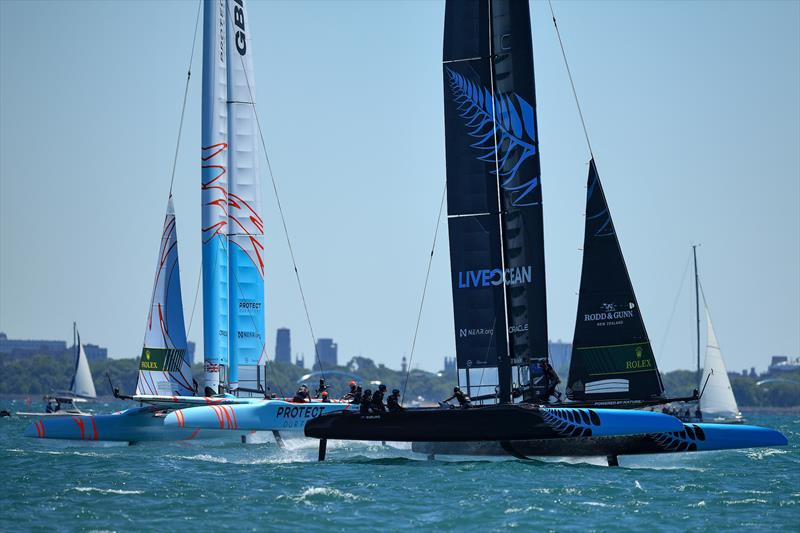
1,400,797,532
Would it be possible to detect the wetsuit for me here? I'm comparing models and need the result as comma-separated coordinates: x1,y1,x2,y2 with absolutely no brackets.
444,390,472,408
360,393,373,415
387,394,404,412
292,388,309,403
371,389,386,412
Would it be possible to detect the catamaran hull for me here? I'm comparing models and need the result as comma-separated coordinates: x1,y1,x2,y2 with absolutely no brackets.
411,423,788,458
164,400,350,431
23,406,248,442
304,405,684,442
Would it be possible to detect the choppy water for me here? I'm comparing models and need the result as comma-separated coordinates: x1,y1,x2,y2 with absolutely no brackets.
1,400,797,532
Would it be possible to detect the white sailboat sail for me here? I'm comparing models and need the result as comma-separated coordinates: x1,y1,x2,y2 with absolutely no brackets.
136,197,195,396
699,306,740,419
70,328,97,399
225,0,266,390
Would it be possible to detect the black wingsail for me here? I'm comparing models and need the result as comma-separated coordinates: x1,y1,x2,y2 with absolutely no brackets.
567,160,665,403
444,0,548,403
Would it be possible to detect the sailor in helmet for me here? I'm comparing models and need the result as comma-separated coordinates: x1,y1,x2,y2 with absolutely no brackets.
443,386,472,409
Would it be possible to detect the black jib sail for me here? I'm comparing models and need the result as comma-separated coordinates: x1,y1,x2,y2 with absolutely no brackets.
567,160,665,403
444,0,548,403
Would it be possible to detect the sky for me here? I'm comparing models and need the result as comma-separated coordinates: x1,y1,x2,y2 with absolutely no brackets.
1,0,798,375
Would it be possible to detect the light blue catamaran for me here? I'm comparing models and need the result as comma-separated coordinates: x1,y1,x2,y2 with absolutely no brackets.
25,0,347,443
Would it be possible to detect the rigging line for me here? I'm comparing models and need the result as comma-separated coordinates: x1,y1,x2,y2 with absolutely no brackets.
547,0,594,159
168,0,202,196
401,184,447,405
223,6,325,379
226,2,325,379
657,250,693,358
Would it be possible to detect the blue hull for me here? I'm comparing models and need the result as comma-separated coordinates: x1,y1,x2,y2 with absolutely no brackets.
412,422,789,457
24,406,248,442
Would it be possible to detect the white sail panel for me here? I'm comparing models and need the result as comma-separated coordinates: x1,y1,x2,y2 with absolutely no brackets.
699,306,740,418
70,331,97,399
226,0,266,389
136,197,195,396
201,0,230,394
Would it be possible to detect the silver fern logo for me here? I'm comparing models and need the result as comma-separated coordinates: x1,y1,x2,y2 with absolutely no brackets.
447,68,539,207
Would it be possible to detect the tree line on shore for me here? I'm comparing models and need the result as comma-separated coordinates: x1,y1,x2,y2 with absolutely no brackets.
1,354,798,407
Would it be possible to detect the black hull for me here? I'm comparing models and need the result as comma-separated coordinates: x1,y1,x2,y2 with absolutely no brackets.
412,435,675,458
304,405,567,442
303,404,682,442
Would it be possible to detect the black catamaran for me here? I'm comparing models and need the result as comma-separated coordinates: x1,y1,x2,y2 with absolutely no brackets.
304,0,692,458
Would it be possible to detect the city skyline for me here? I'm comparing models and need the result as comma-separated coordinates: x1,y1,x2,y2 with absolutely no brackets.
1,1,798,375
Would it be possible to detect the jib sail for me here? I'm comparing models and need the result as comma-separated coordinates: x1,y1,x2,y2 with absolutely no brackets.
567,160,664,402
443,0,548,402
136,197,195,396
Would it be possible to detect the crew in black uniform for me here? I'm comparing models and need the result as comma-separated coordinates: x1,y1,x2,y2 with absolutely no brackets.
293,384,310,403
386,389,404,412
315,379,328,399
320,391,330,403
443,386,472,408
360,390,373,414
542,360,562,401
371,384,387,412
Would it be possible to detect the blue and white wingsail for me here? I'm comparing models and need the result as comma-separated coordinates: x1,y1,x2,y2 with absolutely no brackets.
135,196,195,396
225,0,266,390
201,0,231,395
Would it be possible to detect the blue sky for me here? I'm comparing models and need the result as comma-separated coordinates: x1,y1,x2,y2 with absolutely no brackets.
1,0,798,374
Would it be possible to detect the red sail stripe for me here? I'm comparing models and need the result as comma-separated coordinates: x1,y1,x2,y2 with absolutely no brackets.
201,143,228,161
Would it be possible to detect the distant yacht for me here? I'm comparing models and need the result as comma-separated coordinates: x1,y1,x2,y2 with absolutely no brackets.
16,323,95,417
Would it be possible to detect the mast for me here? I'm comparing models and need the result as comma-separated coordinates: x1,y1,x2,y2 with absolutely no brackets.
693,244,700,390
443,0,546,404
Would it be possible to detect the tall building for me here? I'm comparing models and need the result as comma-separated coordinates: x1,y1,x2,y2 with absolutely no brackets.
187,341,198,365
401,356,407,374
548,340,572,381
444,356,456,372
315,338,338,368
81,343,108,361
296,354,305,369
275,328,291,364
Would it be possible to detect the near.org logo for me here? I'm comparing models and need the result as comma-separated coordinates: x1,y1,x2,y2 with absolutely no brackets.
457,266,532,289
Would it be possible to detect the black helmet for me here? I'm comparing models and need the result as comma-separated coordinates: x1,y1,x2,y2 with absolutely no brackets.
364,389,372,395
453,387,461,393
392,389,400,395
378,384,387,391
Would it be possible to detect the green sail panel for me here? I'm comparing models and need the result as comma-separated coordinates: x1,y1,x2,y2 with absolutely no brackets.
567,160,664,402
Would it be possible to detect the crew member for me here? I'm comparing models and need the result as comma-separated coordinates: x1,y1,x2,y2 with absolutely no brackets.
320,391,330,403
443,387,472,408
387,389,404,413
360,390,373,415
315,379,328,399
292,384,310,403
371,384,387,412
694,406,702,421
341,381,358,401
542,360,562,401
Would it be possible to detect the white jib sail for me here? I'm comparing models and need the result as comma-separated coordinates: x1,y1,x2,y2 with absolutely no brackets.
136,197,195,396
699,306,740,418
71,330,97,399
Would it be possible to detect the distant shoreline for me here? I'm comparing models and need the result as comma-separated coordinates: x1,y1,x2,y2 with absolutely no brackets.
741,406,800,413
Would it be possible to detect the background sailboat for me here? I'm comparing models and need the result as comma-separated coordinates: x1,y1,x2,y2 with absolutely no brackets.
16,323,94,417
699,292,743,423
